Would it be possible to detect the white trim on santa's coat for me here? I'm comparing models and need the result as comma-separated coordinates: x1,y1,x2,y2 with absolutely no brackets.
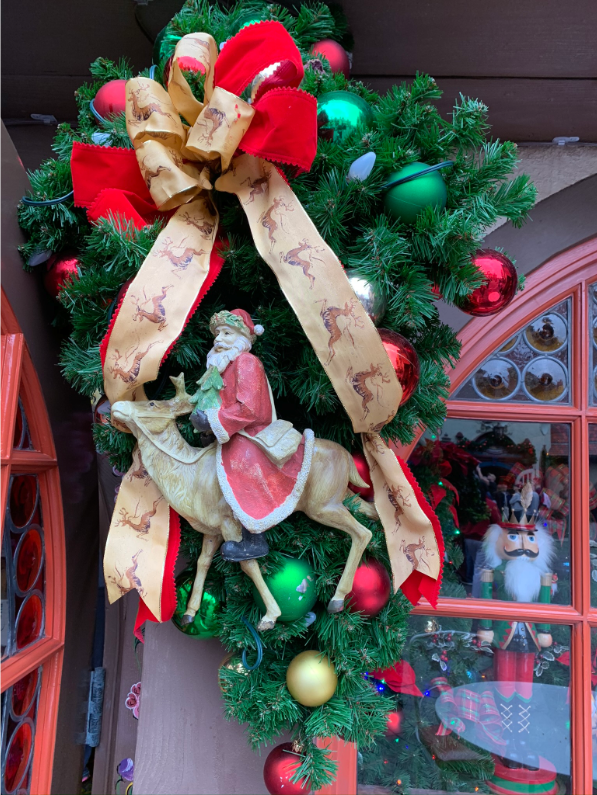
215,429,315,532
205,408,230,444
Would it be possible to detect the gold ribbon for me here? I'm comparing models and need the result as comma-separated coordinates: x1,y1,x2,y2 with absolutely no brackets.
103,31,439,619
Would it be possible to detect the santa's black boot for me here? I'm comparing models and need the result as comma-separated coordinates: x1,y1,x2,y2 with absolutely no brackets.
516,696,539,770
220,525,269,561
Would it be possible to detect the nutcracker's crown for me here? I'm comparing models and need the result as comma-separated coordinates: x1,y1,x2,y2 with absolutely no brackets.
500,481,537,529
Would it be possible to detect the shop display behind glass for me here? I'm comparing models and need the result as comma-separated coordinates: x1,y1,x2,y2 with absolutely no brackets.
358,615,571,795
408,420,570,603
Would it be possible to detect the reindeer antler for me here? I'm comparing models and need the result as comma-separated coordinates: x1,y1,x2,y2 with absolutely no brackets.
170,373,192,402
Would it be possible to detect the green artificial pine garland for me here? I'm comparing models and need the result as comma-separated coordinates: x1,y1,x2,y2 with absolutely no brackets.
18,1,536,787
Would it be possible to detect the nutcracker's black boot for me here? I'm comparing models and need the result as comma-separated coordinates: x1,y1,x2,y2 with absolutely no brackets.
220,525,269,561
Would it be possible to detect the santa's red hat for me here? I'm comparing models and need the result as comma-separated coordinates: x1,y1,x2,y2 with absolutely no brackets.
209,309,264,342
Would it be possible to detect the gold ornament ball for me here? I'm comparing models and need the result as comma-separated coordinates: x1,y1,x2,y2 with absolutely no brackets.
218,652,248,692
286,650,338,707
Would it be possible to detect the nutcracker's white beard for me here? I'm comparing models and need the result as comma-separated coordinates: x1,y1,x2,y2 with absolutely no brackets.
482,523,555,603
206,336,251,373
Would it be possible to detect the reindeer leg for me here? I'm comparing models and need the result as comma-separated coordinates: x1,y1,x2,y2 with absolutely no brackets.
182,533,223,622
305,504,372,613
239,559,281,631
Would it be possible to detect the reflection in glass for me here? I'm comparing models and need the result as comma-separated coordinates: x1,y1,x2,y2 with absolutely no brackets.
0,668,41,795
2,475,45,659
524,312,567,353
358,616,571,794
523,358,567,403
453,298,571,404
408,420,570,603
472,358,520,401
590,426,597,607
590,283,597,406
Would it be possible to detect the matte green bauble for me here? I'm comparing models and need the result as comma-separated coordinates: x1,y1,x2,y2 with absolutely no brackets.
317,91,373,142
172,570,221,638
384,162,447,224
252,557,317,622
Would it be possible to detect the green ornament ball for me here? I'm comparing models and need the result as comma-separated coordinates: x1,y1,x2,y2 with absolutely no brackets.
252,557,317,622
172,570,222,638
384,162,447,224
317,91,373,143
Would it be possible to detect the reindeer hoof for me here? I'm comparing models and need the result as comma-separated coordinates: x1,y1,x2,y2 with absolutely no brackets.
257,617,276,632
181,612,196,625
327,598,345,614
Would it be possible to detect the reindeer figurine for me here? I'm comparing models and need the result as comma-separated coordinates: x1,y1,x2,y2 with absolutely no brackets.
111,374,378,632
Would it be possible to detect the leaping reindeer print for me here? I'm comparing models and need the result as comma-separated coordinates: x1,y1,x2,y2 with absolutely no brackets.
258,197,294,252
180,211,216,239
399,537,431,573
107,550,145,597
127,449,152,487
130,285,173,332
128,85,173,125
157,237,208,278
241,174,270,205
195,106,231,147
385,483,412,530
318,298,365,365
110,341,159,386
280,239,325,290
116,497,164,540
346,363,391,420
141,157,172,191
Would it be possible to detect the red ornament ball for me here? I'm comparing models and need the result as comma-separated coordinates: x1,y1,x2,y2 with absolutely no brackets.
263,743,308,795
379,329,420,404
93,79,127,120
385,710,403,737
456,249,517,316
347,558,391,617
44,253,79,298
348,451,374,501
310,39,350,78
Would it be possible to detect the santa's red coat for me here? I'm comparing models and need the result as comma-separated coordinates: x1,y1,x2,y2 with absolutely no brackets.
206,352,313,530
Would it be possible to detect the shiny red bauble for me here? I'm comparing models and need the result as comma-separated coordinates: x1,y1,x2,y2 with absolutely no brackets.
263,743,309,795
348,451,374,500
378,329,420,404
347,558,391,617
385,710,403,736
310,39,350,78
93,79,127,119
456,249,517,316
44,253,80,298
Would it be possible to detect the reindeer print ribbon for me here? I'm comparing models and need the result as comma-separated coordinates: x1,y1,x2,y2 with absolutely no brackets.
99,20,441,622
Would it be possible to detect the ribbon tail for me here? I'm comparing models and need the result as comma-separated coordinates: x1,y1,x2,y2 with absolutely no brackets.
216,154,402,433
362,433,444,607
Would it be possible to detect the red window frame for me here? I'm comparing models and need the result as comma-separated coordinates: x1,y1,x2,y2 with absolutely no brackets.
319,237,597,795
1,287,66,795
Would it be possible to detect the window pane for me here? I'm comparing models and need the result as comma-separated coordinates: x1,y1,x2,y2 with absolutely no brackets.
12,399,33,452
1,666,42,795
2,476,45,659
452,299,571,404
358,615,571,795
409,420,570,603
590,282,597,406
590,425,597,607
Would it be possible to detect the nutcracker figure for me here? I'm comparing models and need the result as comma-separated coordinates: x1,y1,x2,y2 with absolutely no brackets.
478,483,555,770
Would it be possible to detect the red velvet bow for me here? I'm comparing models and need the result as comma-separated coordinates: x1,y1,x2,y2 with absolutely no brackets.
71,20,317,228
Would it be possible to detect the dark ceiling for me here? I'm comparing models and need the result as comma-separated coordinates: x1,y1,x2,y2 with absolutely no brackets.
2,0,596,141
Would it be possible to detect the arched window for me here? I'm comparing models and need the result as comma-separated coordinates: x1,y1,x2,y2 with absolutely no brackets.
1,289,66,795
354,239,597,795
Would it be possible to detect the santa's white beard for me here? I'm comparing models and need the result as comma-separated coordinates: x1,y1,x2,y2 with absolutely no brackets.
503,555,543,602
206,336,251,373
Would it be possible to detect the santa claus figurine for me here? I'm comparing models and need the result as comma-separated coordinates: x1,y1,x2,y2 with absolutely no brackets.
478,482,554,771
189,309,313,562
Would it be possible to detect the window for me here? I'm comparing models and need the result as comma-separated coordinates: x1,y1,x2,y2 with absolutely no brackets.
355,240,597,794
1,290,66,795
